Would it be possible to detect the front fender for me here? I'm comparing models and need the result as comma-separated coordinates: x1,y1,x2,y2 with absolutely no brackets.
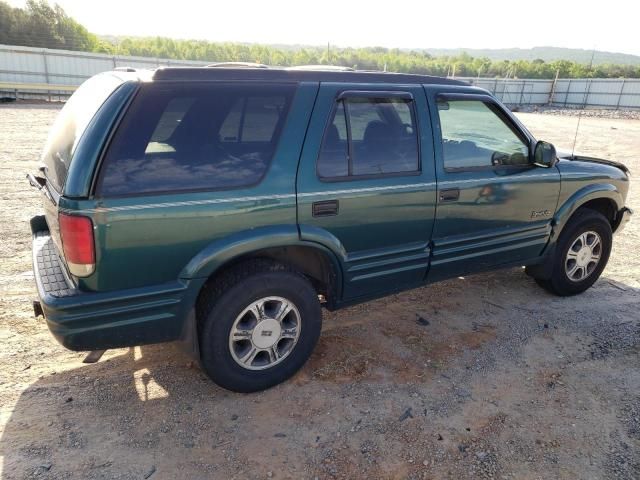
553,183,624,233
527,183,624,281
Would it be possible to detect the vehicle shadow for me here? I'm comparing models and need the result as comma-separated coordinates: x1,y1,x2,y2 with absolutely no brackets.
0,342,235,479
1,271,638,479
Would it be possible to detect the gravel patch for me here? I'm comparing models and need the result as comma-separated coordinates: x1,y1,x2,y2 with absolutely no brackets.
514,105,640,120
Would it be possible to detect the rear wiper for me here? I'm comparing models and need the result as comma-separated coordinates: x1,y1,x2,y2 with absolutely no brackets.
26,173,46,190
26,172,57,205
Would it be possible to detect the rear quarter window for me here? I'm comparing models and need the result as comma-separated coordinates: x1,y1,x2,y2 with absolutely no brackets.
97,83,296,196
41,74,124,192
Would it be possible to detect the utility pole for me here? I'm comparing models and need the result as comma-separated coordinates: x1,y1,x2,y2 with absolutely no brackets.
588,48,596,70
327,42,330,64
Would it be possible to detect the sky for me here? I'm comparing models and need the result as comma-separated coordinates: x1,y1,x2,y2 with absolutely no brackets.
6,0,640,56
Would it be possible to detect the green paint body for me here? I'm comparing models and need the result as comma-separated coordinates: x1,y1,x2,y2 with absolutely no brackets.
31,75,631,351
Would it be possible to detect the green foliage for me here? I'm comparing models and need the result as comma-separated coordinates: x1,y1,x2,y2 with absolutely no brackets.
424,47,640,66
1,1,640,79
0,0,99,51
106,40,640,79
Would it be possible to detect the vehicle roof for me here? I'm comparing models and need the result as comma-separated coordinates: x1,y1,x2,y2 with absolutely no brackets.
150,66,468,86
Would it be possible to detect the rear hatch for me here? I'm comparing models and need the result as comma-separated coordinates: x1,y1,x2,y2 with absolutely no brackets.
32,73,128,271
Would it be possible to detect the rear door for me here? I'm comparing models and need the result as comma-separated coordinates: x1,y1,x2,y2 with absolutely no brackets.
296,83,437,300
425,89,561,280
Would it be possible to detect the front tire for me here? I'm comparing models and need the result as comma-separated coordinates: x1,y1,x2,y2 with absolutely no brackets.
535,209,612,296
198,260,322,392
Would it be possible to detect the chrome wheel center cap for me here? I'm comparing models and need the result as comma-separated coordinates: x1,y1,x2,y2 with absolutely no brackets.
576,247,592,266
251,318,281,349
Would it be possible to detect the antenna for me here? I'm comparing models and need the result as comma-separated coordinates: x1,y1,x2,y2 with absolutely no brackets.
571,48,597,158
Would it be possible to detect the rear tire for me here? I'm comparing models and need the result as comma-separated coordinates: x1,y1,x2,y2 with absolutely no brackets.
535,209,612,296
197,260,322,392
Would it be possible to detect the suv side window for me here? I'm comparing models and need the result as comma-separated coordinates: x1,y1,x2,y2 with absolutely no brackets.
317,95,419,179
98,83,295,196
437,100,530,170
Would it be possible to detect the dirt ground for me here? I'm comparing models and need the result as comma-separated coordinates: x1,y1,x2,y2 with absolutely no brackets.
0,105,638,480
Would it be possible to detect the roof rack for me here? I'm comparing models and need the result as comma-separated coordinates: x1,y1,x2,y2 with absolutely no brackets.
152,67,468,86
206,62,269,69
286,65,355,72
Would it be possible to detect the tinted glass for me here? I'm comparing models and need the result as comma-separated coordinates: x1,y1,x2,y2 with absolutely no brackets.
41,73,123,191
218,96,288,143
98,83,295,196
349,98,418,176
317,101,348,177
438,100,530,170
317,96,419,178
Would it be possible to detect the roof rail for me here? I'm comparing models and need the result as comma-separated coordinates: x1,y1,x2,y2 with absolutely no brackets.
114,67,137,72
152,67,468,86
206,62,269,69
286,65,355,72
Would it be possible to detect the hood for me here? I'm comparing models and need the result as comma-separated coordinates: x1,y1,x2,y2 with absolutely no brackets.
556,149,629,175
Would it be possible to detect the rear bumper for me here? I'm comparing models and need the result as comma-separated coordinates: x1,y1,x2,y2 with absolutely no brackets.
31,216,201,351
615,207,633,233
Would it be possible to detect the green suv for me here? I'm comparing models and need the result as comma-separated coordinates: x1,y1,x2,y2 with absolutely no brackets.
29,67,632,392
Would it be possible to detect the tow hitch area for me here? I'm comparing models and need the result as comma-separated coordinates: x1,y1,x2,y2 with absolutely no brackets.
32,300,43,318
83,350,107,364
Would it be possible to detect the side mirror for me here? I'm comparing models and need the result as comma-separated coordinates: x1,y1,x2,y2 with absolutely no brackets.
533,141,558,168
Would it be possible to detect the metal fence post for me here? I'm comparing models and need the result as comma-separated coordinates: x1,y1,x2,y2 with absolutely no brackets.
615,79,626,110
583,79,593,109
42,49,49,84
42,49,52,101
548,69,559,105
518,81,526,106
564,79,572,107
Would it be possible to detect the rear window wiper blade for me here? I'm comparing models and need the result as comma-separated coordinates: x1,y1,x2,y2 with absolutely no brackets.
26,172,57,205
26,172,46,190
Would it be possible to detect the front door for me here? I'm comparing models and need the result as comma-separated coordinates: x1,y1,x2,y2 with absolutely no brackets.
425,90,561,281
296,83,437,300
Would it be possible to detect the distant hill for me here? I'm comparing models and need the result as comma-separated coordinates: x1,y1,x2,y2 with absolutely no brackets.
422,47,640,65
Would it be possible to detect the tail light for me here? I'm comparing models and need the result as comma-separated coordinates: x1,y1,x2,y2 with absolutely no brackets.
59,213,95,277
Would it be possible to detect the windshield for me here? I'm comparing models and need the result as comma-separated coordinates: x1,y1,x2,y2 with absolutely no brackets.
40,74,124,192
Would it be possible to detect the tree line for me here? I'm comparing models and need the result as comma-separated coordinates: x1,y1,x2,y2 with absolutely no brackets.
2,0,639,79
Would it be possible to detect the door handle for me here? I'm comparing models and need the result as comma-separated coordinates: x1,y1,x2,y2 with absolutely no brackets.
439,188,460,202
312,200,339,217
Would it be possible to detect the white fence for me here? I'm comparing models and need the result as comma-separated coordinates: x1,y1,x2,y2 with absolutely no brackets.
0,44,208,100
0,44,208,85
461,77,640,109
1,44,640,109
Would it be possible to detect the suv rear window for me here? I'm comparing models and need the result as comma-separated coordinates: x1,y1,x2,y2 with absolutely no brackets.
41,73,124,192
98,83,295,196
